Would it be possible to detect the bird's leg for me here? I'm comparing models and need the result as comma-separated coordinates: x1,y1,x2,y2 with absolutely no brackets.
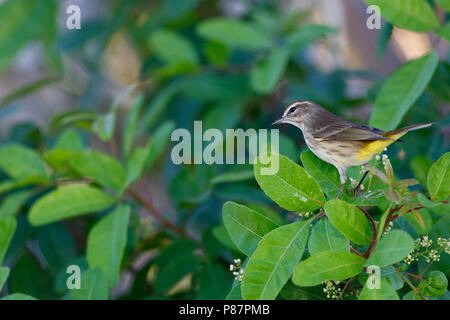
352,170,369,197
336,183,345,199
336,168,347,199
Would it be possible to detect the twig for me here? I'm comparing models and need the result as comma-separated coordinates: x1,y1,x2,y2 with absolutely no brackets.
389,201,448,222
405,272,421,280
341,206,378,297
338,275,358,300
393,266,427,300
350,246,363,257
129,188,196,241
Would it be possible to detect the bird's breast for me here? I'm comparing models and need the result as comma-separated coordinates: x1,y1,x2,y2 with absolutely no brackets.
304,136,365,168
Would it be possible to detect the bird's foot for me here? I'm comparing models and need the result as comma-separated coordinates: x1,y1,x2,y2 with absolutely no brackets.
347,186,364,198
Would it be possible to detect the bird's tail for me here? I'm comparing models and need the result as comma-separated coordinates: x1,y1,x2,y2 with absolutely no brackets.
383,123,433,140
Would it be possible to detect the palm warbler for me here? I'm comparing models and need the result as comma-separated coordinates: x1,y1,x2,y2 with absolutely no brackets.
273,100,432,199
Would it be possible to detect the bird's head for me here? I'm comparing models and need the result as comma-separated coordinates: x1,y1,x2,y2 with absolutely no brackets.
272,100,318,130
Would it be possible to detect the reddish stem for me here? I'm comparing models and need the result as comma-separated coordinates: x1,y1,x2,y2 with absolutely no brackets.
358,206,377,259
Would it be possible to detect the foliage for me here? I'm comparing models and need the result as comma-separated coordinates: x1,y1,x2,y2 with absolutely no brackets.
0,0,448,300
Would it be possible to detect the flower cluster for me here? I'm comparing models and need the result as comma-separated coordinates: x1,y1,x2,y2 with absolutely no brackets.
322,281,341,299
403,236,450,264
229,258,244,281
297,211,313,218
382,221,394,236
350,177,365,191
437,237,450,255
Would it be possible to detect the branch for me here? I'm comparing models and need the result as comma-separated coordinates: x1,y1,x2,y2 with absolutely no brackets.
390,201,448,222
341,206,377,298
358,206,377,259
128,188,196,241
393,266,427,300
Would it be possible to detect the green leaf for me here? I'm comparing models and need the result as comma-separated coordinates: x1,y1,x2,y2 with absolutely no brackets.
410,154,433,187
325,200,372,246
0,216,16,265
0,0,54,74
49,110,97,133
382,266,404,290
144,121,175,169
222,201,280,256
376,23,393,60
0,267,9,291
212,225,242,254
405,208,433,235
280,280,327,300
212,169,254,184
55,129,83,151
71,268,108,300
248,204,284,226
37,224,76,270
197,18,273,50
308,219,349,256
285,24,337,51
92,84,137,142
226,282,242,300
197,262,232,299
436,23,450,42
436,0,450,12
149,30,199,66
92,112,115,142
8,252,54,299
365,230,414,267
140,81,182,131
124,147,147,186
364,0,440,32
153,251,201,293
427,152,450,201
293,251,365,287
0,190,33,218
377,204,392,240
369,51,439,130
70,150,126,191
28,184,116,226
1,293,36,300
418,271,448,297
428,215,450,275
204,41,229,66
0,77,55,110
0,143,48,180
254,153,325,212
417,193,442,208
250,48,289,94
358,277,399,300
122,95,144,159
241,221,310,300
301,151,341,199
170,164,213,205
87,205,130,288
125,120,174,185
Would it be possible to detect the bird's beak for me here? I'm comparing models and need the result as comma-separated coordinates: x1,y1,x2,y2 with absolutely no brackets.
272,117,285,126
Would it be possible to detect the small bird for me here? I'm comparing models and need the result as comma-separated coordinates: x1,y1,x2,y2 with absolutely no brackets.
272,100,432,199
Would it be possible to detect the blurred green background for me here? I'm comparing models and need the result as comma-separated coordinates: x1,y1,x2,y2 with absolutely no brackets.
0,0,448,300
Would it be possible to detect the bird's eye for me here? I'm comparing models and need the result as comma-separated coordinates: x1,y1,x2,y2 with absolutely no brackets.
288,106,297,114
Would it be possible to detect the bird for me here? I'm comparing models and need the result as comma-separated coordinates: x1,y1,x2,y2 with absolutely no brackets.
272,100,433,199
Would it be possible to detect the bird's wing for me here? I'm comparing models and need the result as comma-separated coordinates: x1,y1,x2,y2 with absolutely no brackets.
311,124,392,141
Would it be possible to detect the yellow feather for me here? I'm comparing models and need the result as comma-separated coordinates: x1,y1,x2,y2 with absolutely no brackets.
355,131,406,162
